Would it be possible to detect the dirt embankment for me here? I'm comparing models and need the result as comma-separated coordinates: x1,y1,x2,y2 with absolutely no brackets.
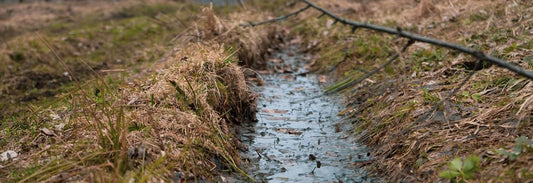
284,0,532,182
0,0,199,119
0,1,285,182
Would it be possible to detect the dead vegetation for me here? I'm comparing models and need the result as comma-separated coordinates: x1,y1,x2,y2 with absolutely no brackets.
0,1,285,182
1,0,531,182
274,0,533,182
0,0,202,120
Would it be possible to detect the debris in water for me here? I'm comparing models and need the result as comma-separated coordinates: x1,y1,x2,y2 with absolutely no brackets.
335,126,342,133
267,117,289,120
276,128,303,135
282,75,295,81
269,57,284,63
262,109,289,114
319,75,327,83
288,130,302,135
241,45,372,182
309,154,316,161
311,160,322,174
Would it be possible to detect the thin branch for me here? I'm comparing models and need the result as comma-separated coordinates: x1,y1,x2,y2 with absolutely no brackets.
243,0,533,80
301,0,533,80
240,5,311,27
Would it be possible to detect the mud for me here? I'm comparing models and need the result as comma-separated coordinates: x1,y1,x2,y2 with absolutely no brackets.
239,45,376,183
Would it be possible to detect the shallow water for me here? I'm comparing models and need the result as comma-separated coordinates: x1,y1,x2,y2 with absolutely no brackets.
239,45,373,183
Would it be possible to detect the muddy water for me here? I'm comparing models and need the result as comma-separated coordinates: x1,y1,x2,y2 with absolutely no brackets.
239,45,374,183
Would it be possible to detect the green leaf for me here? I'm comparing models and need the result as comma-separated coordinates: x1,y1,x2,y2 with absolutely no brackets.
512,145,523,155
464,155,481,175
439,170,460,180
449,158,463,171
495,149,512,156
463,158,475,172
466,155,481,168
516,136,533,147
524,56,533,66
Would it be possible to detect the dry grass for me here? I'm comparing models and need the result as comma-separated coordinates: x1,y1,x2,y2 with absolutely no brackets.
0,2,284,182
0,0,199,120
0,0,180,41
284,0,532,182
4,0,530,181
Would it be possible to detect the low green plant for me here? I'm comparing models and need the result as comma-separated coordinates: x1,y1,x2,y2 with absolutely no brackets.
422,88,440,104
222,47,239,65
471,93,482,103
524,56,533,67
439,154,481,182
495,136,533,160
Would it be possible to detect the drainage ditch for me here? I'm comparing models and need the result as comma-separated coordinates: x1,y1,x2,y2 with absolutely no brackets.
239,44,375,183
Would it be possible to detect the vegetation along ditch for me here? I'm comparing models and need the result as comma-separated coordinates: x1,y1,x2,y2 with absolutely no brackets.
0,0,532,182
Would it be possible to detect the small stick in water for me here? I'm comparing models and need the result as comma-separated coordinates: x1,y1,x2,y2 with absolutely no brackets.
311,161,322,174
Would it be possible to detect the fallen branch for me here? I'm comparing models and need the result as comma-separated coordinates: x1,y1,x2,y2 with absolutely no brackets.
242,0,533,80
301,0,533,80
